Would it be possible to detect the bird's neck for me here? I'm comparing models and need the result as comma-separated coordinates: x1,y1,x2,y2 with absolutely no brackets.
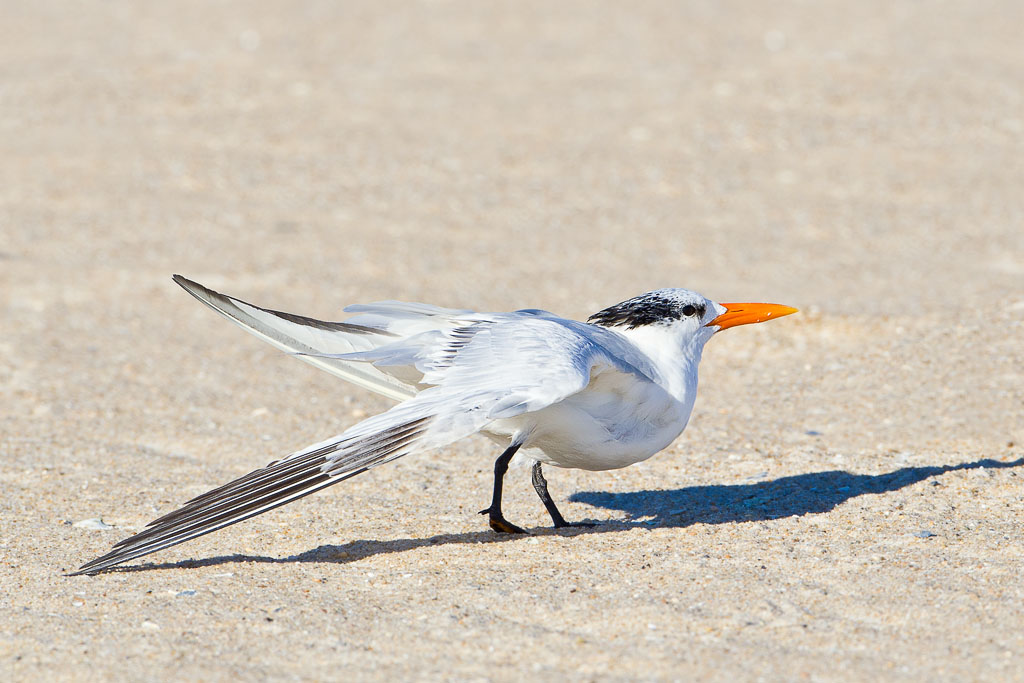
616,325,704,404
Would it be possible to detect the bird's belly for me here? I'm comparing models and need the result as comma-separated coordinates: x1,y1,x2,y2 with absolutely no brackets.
499,387,690,472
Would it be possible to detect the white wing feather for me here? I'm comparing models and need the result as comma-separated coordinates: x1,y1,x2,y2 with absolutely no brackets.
335,316,662,419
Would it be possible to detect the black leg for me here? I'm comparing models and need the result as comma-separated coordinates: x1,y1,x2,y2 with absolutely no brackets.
531,461,569,527
478,443,528,534
531,461,594,529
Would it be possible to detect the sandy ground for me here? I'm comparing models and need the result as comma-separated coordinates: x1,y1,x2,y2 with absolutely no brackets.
2,1,1023,680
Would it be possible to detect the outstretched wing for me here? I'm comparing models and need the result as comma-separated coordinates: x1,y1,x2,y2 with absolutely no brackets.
172,275,417,401
73,384,490,575
172,276,573,401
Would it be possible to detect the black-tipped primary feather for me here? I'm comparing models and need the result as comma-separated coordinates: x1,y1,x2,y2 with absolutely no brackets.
72,417,431,575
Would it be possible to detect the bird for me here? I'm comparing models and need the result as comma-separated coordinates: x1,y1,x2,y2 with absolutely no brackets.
73,276,796,575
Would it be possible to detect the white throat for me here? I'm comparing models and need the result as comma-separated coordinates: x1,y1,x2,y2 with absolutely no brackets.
614,323,707,404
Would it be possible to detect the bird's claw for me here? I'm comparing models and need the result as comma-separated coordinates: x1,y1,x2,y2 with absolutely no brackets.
478,507,530,534
489,517,530,534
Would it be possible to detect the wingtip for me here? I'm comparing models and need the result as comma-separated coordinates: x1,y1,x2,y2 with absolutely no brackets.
67,562,101,577
70,550,128,576
172,274,199,290
172,274,221,304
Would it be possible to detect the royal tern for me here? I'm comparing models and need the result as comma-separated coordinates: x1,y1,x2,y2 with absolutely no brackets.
74,276,796,575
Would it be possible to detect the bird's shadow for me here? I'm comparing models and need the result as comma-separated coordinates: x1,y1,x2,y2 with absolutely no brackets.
104,456,1021,574
569,456,1022,525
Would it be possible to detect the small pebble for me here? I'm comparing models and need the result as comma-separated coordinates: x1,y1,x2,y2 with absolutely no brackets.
913,530,937,538
73,518,112,530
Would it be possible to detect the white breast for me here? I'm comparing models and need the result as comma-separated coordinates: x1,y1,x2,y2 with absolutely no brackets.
487,366,693,471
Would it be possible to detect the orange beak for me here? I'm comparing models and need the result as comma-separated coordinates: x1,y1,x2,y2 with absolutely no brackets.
707,302,798,330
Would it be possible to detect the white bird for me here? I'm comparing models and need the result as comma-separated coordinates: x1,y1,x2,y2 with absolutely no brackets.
74,276,796,575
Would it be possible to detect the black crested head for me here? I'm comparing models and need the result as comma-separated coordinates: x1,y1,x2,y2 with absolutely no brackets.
587,289,707,329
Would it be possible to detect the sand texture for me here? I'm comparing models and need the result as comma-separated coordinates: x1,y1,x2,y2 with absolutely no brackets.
2,1,1023,680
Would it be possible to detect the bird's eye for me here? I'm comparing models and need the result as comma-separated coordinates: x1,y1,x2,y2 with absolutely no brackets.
681,305,697,317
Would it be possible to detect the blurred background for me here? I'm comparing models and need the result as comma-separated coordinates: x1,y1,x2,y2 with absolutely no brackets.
4,1,1021,314
2,1,1022,679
